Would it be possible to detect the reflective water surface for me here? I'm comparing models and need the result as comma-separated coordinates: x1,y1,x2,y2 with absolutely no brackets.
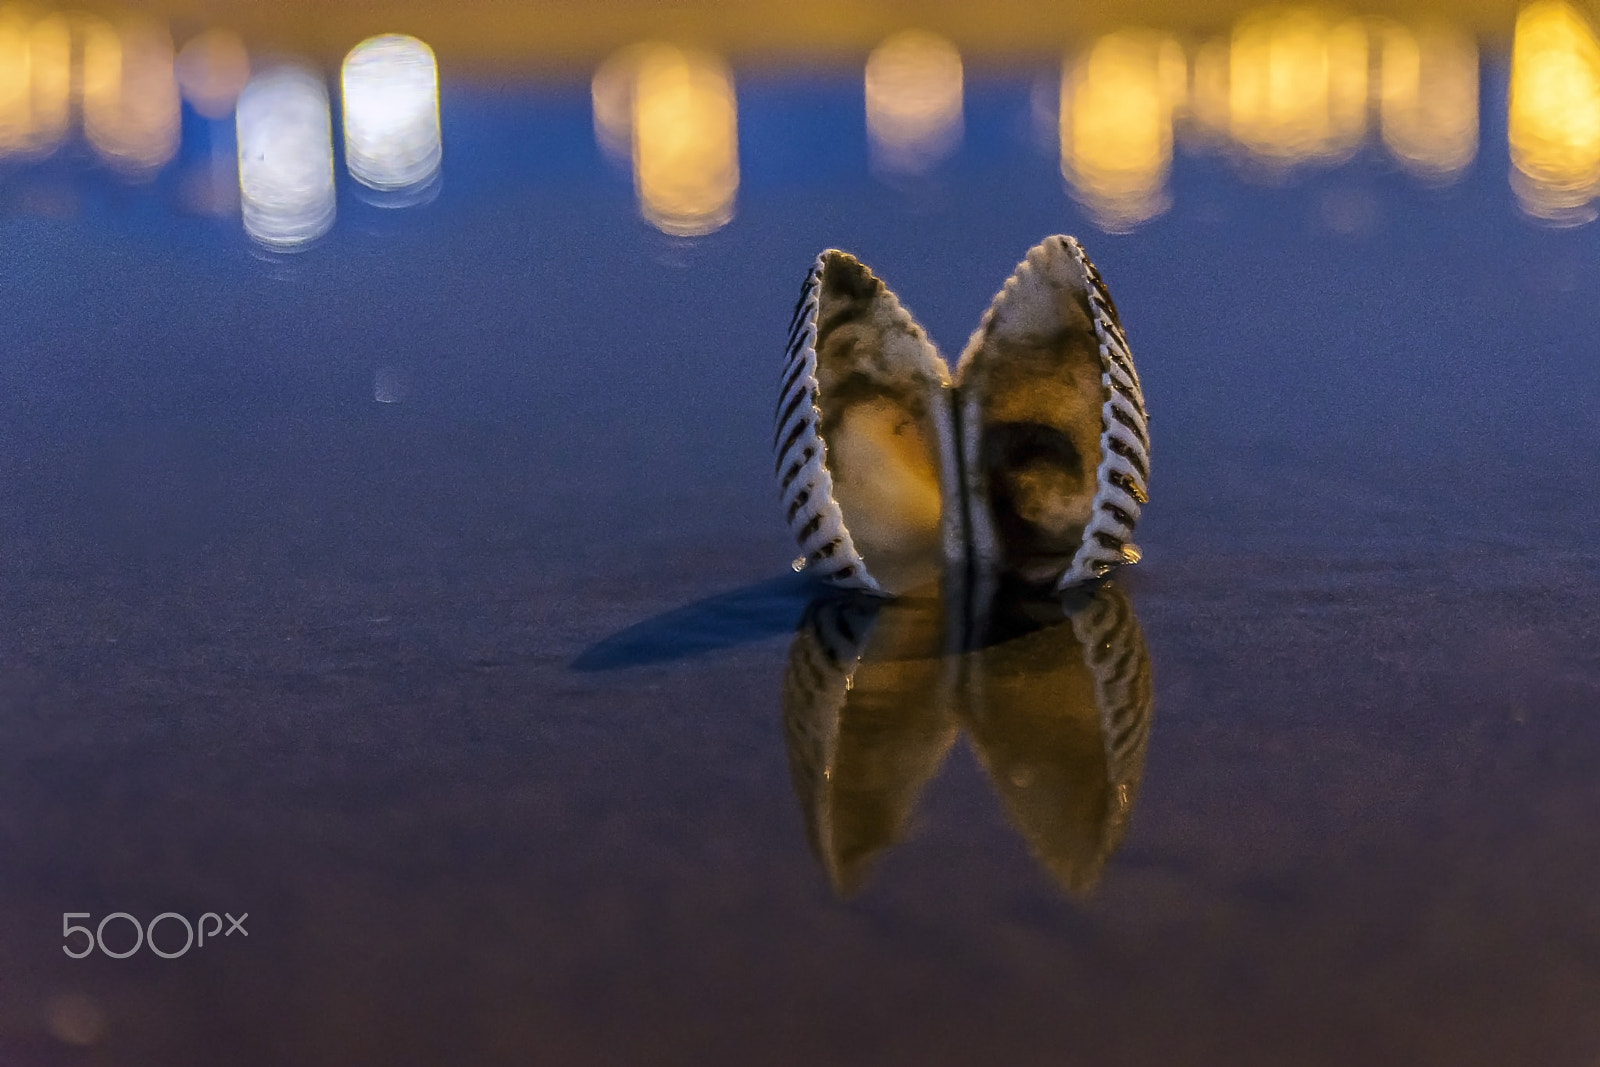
783,582,1152,897
2,2,1600,1064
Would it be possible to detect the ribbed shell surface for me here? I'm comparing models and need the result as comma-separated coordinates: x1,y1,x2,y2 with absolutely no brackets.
775,236,1148,594
773,253,879,592
1058,237,1151,588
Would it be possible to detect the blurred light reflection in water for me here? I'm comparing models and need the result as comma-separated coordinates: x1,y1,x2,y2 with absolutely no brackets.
24,14,70,154
236,64,336,249
864,30,964,177
0,12,180,172
0,9,67,156
341,34,442,201
592,42,648,165
175,27,250,119
81,14,181,177
1509,0,1600,223
1376,20,1479,181
593,42,739,234
630,44,738,236
0,14,72,158
3,5,1600,235
1060,31,1183,231
1216,8,1370,168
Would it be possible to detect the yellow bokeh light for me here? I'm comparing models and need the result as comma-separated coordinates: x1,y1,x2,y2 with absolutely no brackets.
1227,8,1369,166
3,13,72,157
864,29,964,175
82,16,181,177
1188,37,1232,146
1377,22,1478,181
0,11,181,169
30,16,71,152
1061,31,1184,231
0,10,34,153
1509,0,1600,223
630,44,739,236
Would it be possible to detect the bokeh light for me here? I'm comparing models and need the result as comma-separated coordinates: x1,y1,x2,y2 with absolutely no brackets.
1060,31,1184,231
864,30,963,176
236,64,336,249
176,28,251,119
0,10,37,154
1376,21,1478,181
1197,8,1369,168
628,44,739,236
342,34,441,198
593,42,653,166
81,15,181,177
0,13,71,158
1509,0,1600,223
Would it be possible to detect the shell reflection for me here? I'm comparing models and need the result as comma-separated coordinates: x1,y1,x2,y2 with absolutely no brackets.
1509,0,1600,223
783,581,1152,896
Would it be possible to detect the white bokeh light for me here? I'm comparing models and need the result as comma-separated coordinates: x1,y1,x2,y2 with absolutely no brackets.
341,34,441,198
236,64,335,249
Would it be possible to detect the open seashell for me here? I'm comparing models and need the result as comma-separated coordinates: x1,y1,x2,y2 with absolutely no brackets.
957,236,1151,588
774,236,1148,595
775,251,959,595
780,580,1153,896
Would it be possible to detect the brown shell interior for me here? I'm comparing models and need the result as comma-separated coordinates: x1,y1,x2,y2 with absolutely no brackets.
956,246,1107,585
811,252,950,595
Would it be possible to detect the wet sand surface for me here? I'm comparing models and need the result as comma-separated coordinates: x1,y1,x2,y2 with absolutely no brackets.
2,83,1599,1065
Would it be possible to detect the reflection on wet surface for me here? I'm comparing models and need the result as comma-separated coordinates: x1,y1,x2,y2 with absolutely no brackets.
1510,0,1600,221
1060,30,1183,230
864,30,964,178
592,42,740,236
235,63,336,247
172,28,250,120
784,581,1151,896
341,35,441,201
2,1,1600,1064
6,2,1600,238
1375,21,1479,179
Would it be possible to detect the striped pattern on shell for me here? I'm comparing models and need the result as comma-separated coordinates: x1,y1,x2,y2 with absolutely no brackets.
780,593,958,895
779,581,1153,896
1069,581,1154,855
773,253,877,592
1059,237,1151,588
956,235,1150,591
774,236,1147,594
